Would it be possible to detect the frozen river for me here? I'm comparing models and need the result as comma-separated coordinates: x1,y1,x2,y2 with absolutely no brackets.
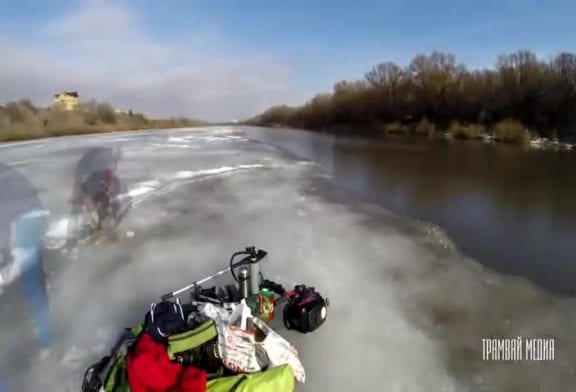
0,127,575,391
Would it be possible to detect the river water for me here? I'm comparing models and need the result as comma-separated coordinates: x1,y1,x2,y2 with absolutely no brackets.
248,127,576,296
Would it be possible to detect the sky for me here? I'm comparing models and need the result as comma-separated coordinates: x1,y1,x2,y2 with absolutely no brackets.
0,0,575,121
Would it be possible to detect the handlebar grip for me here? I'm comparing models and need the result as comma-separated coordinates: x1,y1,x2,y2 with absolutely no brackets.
161,293,173,301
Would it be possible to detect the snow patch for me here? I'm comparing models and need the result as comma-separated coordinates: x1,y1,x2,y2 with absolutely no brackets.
128,186,156,198
46,217,72,240
171,164,267,180
137,180,160,188
168,136,189,143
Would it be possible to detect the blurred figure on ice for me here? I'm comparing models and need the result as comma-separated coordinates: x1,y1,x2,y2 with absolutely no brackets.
68,146,129,244
0,162,53,348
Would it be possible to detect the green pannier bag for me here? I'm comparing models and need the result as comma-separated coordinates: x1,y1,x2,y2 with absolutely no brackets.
103,324,143,392
167,319,218,360
82,324,143,392
207,365,295,392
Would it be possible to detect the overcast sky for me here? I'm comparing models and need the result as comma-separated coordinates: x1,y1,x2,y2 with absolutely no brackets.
1,0,575,121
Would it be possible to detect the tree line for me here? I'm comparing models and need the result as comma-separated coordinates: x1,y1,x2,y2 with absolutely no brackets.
251,51,576,143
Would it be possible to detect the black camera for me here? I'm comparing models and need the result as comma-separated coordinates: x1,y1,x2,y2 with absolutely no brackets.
174,339,221,372
283,285,328,333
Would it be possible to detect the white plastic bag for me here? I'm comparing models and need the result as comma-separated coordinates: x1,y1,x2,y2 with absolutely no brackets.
201,300,306,383
252,317,306,383
201,300,262,373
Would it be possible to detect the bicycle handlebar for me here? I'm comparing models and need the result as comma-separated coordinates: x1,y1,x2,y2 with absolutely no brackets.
161,247,267,300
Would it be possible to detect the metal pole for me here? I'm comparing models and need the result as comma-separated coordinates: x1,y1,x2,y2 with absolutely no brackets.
162,267,231,300
249,258,260,295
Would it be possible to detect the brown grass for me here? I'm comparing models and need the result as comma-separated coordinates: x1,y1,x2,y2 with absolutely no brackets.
449,121,485,140
493,119,531,144
414,118,437,138
383,121,406,134
0,99,205,143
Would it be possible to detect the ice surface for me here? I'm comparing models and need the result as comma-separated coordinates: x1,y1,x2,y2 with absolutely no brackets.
0,127,575,391
127,185,156,198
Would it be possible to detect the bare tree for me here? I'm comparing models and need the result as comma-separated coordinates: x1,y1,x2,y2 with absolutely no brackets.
254,50,576,141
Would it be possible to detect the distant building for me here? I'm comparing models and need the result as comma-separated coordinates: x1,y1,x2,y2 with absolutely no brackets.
53,91,79,111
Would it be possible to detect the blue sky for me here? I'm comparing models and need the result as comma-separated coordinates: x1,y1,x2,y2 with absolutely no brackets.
1,0,575,121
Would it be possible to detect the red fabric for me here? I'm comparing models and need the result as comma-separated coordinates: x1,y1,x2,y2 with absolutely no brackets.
127,332,207,392
177,367,207,392
99,170,113,198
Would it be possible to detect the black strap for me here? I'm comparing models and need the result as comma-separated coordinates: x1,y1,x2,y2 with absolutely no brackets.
81,356,110,392
229,375,248,392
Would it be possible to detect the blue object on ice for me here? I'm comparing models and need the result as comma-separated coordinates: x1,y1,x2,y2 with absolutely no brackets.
0,163,52,348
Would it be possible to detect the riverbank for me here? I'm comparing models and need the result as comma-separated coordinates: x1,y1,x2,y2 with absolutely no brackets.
253,122,575,152
0,99,206,143
250,51,576,144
